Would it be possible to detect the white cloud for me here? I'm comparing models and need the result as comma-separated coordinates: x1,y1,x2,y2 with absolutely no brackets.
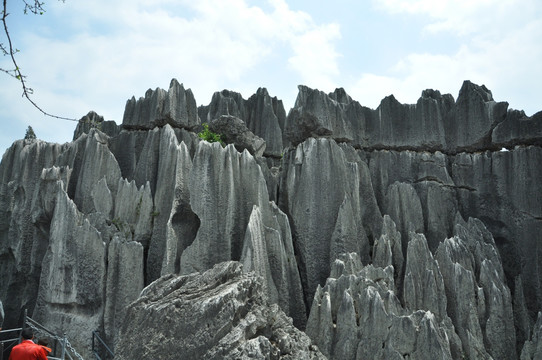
373,0,522,36
288,23,341,90
353,0,542,115
0,0,342,151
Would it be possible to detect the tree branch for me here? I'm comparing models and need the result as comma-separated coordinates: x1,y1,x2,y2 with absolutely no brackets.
1,0,77,122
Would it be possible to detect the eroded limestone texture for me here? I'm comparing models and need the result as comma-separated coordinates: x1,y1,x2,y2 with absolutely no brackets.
0,79,540,359
114,262,325,360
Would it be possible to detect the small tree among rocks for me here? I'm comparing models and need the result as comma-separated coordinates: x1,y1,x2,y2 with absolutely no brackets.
24,126,36,140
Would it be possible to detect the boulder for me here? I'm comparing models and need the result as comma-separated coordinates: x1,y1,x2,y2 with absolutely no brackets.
208,115,266,157
114,261,325,360
201,88,285,157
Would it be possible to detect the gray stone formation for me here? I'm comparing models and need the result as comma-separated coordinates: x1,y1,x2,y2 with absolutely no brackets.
199,87,286,157
114,261,324,360
0,79,540,359
208,115,267,157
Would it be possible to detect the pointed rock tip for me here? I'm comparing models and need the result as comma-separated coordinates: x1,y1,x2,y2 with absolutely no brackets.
458,80,494,102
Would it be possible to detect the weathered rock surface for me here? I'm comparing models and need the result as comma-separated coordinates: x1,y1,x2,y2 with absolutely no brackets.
0,79,541,359
521,312,542,359
33,186,106,358
146,125,196,282
73,130,122,214
307,215,515,359
286,80,514,153
0,139,66,327
279,137,373,306
0,300,4,328
452,146,542,321
200,88,285,157
122,78,199,130
180,140,305,325
181,142,270,273
444,81,508,152
209,115,266,157
241,204,306,328
73,111,120,140
493,110,542,148
306,251,456,360
115,261,325,360
285,85,355,146
104,236,144,346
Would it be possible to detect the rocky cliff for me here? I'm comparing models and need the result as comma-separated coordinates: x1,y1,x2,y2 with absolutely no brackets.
1,78,540,359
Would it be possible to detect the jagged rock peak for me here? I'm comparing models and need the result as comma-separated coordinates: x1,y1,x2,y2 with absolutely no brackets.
73,111,120,141
421,88,446,100
328,87,352,105
284,79,542,153
200,86,286,157
122,78,199,131
457,80,494,102
285,85,355,146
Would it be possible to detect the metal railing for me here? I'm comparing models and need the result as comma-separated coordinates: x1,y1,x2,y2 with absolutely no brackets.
0,326,22,360
91,331,114,360
0,310,84,360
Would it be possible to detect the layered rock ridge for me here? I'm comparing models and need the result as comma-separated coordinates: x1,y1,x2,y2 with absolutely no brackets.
0,79,540,359
285,80,538,153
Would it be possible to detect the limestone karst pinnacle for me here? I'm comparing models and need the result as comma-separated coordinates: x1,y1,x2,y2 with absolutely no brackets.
0,79,540,359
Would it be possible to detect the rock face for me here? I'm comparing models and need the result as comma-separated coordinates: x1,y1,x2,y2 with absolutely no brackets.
0,79,541,359
122,78,199,130
209,115,267,157
435,218,516,359
33,186,106,355
285,80,513,153
279,137,373,306
306,216,513,360
199,88,285,157
114,261,325,360
73,111,120,140
306,250,456,360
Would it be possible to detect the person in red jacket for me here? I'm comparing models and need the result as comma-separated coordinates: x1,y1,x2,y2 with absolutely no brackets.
9,328,48,360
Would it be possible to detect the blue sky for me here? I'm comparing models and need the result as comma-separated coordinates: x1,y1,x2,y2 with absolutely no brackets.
1,0,541,154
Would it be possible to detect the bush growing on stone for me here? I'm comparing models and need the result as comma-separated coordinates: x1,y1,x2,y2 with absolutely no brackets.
198,123,224,146
24,126,36,140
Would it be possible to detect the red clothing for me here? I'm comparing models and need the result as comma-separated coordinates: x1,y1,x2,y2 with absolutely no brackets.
39,345,51,356
8,340,48,360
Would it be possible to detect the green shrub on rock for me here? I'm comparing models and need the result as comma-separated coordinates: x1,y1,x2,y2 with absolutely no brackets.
198,123,224,146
